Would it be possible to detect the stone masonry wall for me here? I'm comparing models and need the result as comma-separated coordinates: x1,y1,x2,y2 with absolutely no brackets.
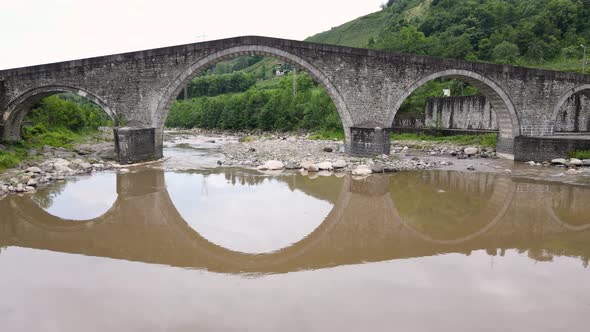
394,93,590,133
554,90,590,132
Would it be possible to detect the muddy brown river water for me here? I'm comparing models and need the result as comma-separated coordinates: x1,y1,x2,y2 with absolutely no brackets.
1,138,589,331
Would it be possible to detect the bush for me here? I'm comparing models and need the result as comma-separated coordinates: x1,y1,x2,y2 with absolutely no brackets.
568,150,590,159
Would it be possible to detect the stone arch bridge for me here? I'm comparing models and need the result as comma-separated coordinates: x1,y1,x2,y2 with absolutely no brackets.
2,36,590,162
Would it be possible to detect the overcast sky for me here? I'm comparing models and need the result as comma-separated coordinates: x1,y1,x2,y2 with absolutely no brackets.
0,0,384,70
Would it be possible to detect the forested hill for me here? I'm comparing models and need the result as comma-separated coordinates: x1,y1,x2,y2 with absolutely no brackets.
307,0,590,72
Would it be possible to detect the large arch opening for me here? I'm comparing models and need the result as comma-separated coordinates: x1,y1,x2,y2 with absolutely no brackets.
154,45,352,151
552,85,590,135
3,86,116,141
388,70,520,159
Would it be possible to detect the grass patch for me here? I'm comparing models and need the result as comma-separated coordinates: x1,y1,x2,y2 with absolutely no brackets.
0,150,25,173
390,132,497,148
568,150,590,159
0,124,106,174
308,129,345,141
239,135,258,143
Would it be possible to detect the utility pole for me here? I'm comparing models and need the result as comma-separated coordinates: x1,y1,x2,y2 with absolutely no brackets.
581,44,587,73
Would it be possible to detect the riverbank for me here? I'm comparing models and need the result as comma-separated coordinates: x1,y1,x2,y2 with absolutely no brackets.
0,131,118,196
3,128,590,197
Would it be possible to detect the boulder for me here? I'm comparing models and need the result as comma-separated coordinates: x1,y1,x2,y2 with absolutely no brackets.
92,163,105,171
26,179,38,187
307,164,320,172
583,159,590,167
383,166,399,173
26,166,42,174
80,162,93,171
300,161,313,170
464,147,479,156
569,158,583,166
352,165,372,176
526,161,536,166
565,168,579,176
262,160,284,171
551,158,568,165
284,161,299,170
371,163,384,173
118,168,130,174
25,186,36,192
333,160,347,169
317,162,333,170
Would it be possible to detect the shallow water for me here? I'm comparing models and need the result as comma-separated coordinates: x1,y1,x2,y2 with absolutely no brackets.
1,142,590,331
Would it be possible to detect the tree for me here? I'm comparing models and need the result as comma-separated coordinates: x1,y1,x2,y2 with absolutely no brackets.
492,41,520,64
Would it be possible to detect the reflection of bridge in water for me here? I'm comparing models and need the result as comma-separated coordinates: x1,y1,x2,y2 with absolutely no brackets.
1,169,589,273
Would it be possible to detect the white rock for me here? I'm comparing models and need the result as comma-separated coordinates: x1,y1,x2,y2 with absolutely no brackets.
118,168,130,174
565,168,579,175
464,147,479,156
352,165,372,176
300,161,313,170
307,164,320,172
26,179,38,187
261,160,284,171
551,158,568,165
25,186,36,192
527,161,536,166
80,162,93,171
26,166,42,173
317,162,333,170
333,160,347,169
504,169,512,174
569,158,583,166
583,159,590,166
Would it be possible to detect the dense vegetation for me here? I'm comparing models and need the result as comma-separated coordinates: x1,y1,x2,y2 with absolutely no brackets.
309,0,590,71
167,69,342,132
0,94,111,172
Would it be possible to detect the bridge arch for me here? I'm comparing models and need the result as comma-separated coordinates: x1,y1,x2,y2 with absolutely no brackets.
153,45,353,141
551,84,590,133
2,85,116,140
387,69,521,158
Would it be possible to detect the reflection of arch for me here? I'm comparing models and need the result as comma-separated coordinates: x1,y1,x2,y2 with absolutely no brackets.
394,176,516,245
3,85,116,140
551,84,590,132
7,169,350,273
387,70,520,156
153,45,353,142
8,197,116,232
545,191,590,232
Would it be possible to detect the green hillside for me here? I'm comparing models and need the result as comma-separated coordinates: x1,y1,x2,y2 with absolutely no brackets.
307,0,590,72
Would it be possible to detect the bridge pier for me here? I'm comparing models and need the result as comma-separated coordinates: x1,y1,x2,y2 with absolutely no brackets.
114,125,161,164
349,125,392,157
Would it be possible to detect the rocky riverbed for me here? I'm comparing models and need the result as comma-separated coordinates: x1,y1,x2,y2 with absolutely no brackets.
0,141,121,196
3,129,590,197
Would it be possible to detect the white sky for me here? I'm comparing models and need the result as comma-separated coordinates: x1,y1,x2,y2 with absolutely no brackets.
0,0,384,70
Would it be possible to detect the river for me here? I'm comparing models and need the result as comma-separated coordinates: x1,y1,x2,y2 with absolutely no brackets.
0,136,589,331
